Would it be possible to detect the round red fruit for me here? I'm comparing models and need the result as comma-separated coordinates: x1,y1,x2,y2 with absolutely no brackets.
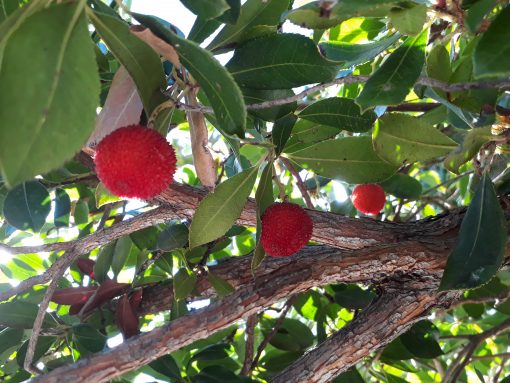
94,125,177,199
351,184,386,215
260,202,313,257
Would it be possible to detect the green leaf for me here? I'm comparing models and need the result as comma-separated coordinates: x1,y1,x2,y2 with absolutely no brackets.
283,119,340,153
0,301,55,329
189,166,258,248
207,272,235,298
134,14,247,138
466,0,497,33
439,173,508,291
188,17,222,44
331,0,404,19
94,242,116,283
286,1,344,29
54,188,71,228
173,267,197,300
261,317,314,351
332,284,376,310
88,10,166,116
286,136,398,184
111,236,133,278
319,33,399,67
333,367,365,383
95,182,122,208
356,29,427,112
373,113,457,166
389,3,427,36
72,323,106,353
0,0,20,23
444,127,494,174
299,97,377,132
73,200,89,226
207,0,290,52
16,336,56,368
157,223,189,251
380,173,422,200
149,355,181,380
272,114,297,155
0,3,99,186
400,320,443,359
473,7,510,78
243,88,297,122
0,328,24,356
226,33,340,90
3,181,51,232
180,0,230,20
193,365,251,383
217,0,241,24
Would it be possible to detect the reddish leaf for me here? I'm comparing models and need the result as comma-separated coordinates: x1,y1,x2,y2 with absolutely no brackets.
76,258,96,279
51,286,97,305
82,279,129,315
69,303,85,316
116,294,140,339
129,289,143,313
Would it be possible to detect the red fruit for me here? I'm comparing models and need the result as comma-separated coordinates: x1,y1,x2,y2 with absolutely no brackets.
94,125,177,199
351,184,386,215
260,202,313,257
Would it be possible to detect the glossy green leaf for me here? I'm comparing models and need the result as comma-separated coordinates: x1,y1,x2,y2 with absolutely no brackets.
180,0,230,20
173,267,197,300
380,173,422,200
0,301,55,329
356,29,427,112
286,1,343,29
89,10,165,116
157,224,189,251
134,14,247,138
389,2,427,36
3,181,51,232
207,0,290,52
331,0,404,19
283,119,340,153
243,88,297,122
333,367,365,383
466,0,497,33
0,0,19,22
95,182,122,208
189,166,258,248
72,323,106,353
400,320,443,358
188,17,222,44
111,236,133,278
149,355,181,380
207,272,235,298
473,8,510,78
0,328,24,356
445,126,493,174
0,3,99,186
299,97,377,132
217,0,241,24
54,188,71,228
332,284,376,310
319,33,399,67
261,317,314,352
272,114,297,155
286,136,398,184
373,113,457,166
73,200,89,226
226,33,340,90
94,242,116,283
439,173,508,290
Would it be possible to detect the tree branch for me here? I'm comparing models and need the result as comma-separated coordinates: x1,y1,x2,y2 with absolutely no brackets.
270,282,460,383
240,314,257,376
280,157,314,209
173,76,510,113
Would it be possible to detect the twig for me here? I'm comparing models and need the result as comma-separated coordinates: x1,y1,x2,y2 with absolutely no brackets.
241,315,258,376
249,295,296,373
280,157,314,209
493,357,508,383
173,76,510,114
471,352,510,360
0,206,175,302
422,170,475,195
24,250,77,374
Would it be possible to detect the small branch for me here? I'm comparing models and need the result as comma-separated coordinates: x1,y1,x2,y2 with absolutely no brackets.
0,206,176,302
471,352,510,360
249,296,296,374
240,315,257,376
174,76,510,113
280,157,314,209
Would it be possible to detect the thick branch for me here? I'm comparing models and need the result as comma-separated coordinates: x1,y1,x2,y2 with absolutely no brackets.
270,282,460,383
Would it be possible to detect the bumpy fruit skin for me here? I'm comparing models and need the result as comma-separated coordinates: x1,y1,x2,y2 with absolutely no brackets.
94,125,177,199
260,202,313,257
351,184,386,215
